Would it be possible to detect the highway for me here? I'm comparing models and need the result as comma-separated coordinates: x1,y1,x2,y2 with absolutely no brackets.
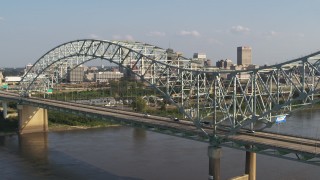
1,91,320,163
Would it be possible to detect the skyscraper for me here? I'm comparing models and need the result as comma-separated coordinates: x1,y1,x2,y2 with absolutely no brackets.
67,66,84,83
24,63,33,74
237,46,252,66
0,71,3,85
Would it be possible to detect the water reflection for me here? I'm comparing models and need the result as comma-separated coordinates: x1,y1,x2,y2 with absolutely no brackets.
18,132,48,163
266,109,320,138
133,128,146,142
0,135,5,146
0,109,319,179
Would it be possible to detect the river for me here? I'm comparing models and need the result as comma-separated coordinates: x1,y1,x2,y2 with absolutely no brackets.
0,108,320,180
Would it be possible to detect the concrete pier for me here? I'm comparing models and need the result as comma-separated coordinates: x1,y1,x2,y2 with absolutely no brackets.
229,174,249,180
2,101,8,119
245,149,256,180
17,105,48,134
229,147,257,180
208,146,221,180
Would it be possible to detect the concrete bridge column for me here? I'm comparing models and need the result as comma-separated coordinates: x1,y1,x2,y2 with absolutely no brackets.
245,147,256,180
208,146,221,180
2,101,8,119
17,104,48,134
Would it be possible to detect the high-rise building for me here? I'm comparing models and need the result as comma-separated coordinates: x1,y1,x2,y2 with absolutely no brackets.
237,46,252,66
0,71,3,85
24,63,33,74
193,53,206,59
94,71,124,83
67,66,84,83
192,52,207,68
216,59,233,69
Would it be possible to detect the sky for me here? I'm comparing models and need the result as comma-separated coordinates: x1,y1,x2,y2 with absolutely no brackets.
1,0,320,68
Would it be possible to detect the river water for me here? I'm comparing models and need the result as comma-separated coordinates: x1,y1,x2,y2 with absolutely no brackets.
1,109,320,180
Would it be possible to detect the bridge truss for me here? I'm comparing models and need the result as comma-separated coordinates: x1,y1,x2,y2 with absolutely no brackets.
20,39,320,144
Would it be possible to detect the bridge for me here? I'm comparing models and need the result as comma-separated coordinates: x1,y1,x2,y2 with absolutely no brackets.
1,39,320,180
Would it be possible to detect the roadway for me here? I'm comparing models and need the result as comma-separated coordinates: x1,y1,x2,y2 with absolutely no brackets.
1,91,320,164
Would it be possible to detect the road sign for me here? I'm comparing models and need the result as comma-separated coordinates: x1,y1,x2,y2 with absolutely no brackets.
1,83,8,89
275,115,286,124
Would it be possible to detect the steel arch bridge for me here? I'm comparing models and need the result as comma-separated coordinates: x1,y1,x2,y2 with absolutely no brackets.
20,39,320,144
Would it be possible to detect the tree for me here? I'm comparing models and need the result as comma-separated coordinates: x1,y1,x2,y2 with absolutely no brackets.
131,96,147,112
159,101,167,111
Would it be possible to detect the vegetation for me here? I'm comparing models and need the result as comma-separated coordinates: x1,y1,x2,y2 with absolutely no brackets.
0,116,18,132
48,110,117,127
131,97,147,112
0,109,118,133
145,106,183,119
40,79,160,101
2,68,25,76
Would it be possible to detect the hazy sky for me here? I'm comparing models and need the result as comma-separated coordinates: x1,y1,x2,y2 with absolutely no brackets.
1,0,320,68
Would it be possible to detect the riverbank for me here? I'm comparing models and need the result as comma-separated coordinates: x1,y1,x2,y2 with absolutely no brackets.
0,110,119,135
48,123,119,132
0,124,119,136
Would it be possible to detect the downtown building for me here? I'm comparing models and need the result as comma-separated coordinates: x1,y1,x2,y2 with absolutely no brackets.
235,46,257,79
0,71,3,85
237,46,252,66
215,46,258,80
67,66,84,83
94,71,124,83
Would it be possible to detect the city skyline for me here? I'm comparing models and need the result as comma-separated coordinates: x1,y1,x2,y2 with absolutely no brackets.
1,0,320,67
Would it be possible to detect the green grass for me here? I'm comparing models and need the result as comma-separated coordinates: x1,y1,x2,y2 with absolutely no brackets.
48,111,117,127
0,110,118,133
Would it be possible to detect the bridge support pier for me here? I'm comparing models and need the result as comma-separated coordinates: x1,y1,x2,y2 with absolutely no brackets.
245,147,256,180
2,101,8,119
17,105,48,134
208,146,221,180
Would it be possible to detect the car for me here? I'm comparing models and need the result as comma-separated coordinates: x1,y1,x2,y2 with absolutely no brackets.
144,113,150,118
246,130,255,133
21,92,30,98
172,117,179,122
200,121,210,126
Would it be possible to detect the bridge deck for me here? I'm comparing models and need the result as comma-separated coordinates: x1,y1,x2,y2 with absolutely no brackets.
228,132,320,154
1,91,320,163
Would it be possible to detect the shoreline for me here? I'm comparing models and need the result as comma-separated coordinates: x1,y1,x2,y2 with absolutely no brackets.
0,123,120,136
48,123,120,132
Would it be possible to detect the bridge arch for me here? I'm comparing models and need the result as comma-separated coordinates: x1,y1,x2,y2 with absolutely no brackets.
20,39,211,133
21,40,175,90
20,39,320,142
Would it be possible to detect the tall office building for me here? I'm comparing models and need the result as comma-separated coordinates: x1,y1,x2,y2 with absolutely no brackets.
193,53,206,59
0,71,3,85
216,59,233,69
237,46,252,66
67,66,84,83
25,63,33,74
